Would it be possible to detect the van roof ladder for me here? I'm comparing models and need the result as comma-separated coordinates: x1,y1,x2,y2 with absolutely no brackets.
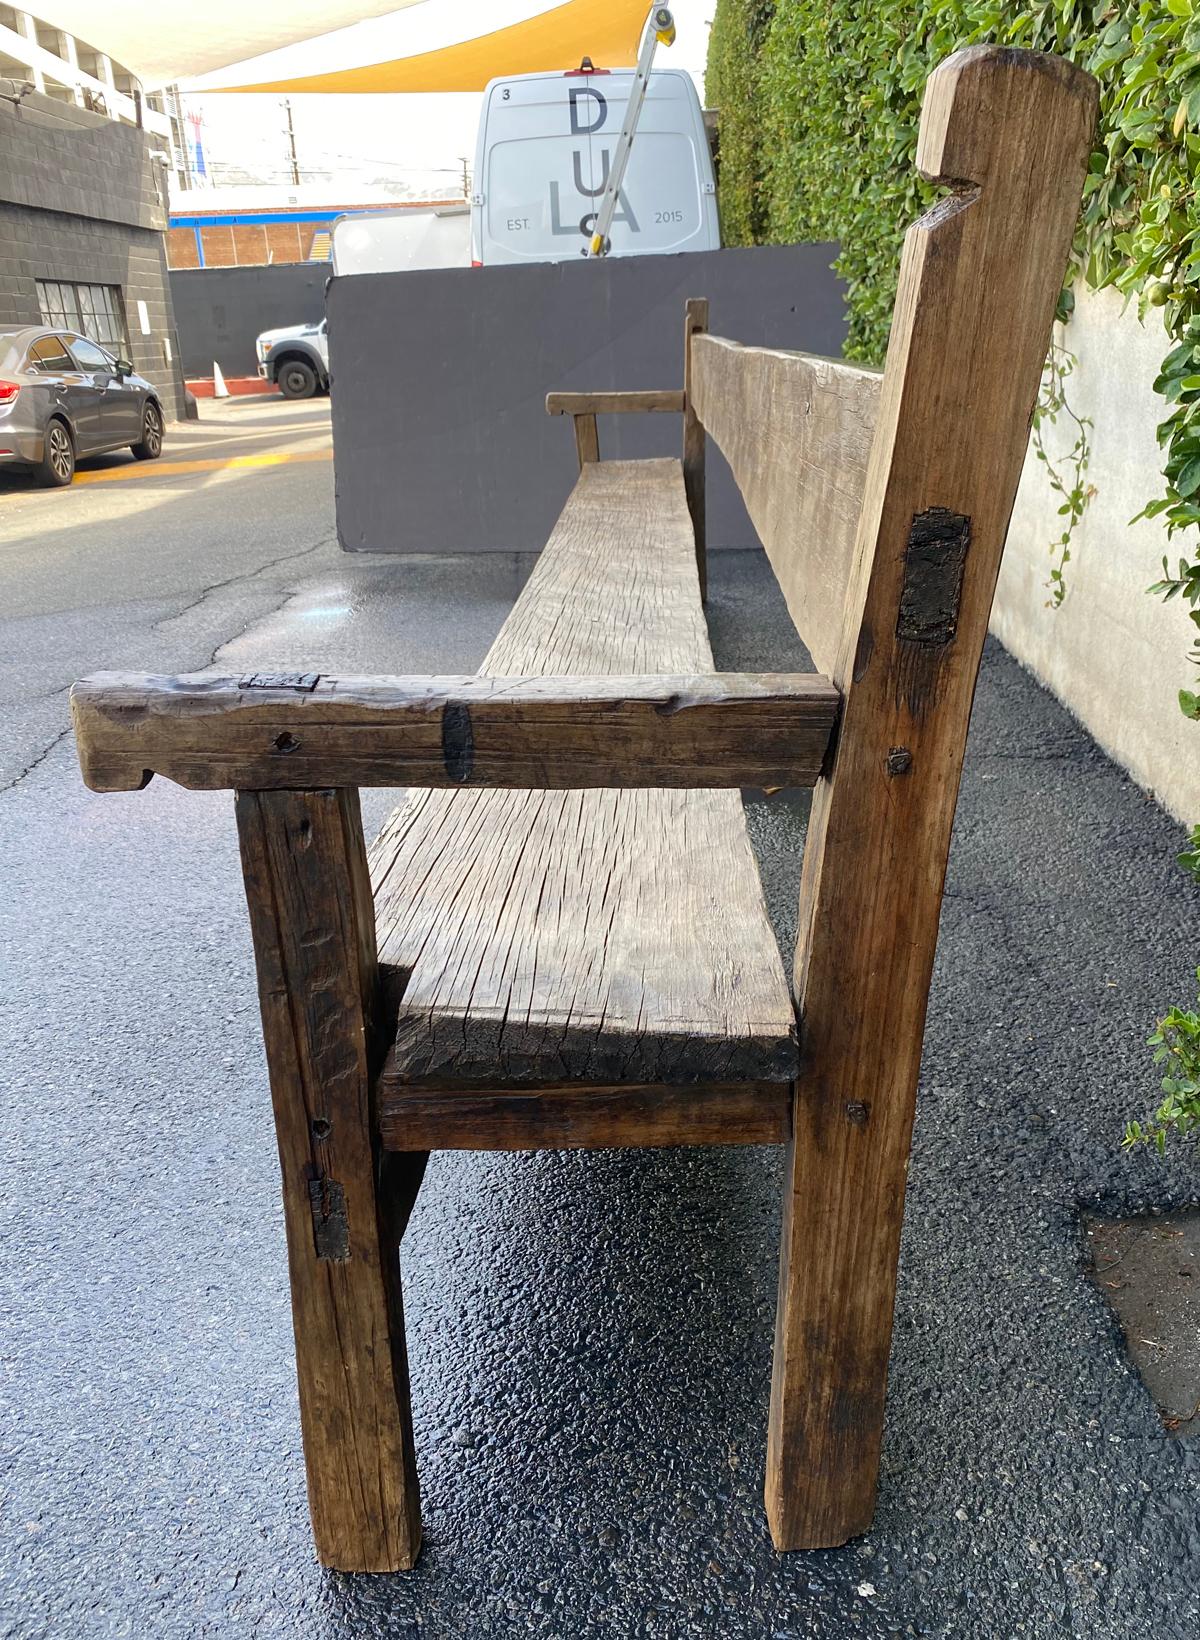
587,6,675,258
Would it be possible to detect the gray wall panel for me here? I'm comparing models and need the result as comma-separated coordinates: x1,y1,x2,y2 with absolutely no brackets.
169,264,328,378
327,244,844,553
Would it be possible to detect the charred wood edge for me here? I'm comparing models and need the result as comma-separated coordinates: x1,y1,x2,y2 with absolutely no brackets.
440,702,475,783
896,508,971,646
70,671,842,793
308,1175,350,1260
894,508,972,721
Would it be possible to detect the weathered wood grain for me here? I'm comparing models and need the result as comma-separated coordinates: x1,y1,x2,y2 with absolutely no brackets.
546,389,684,416
690,334,881,676
378,1079,791,1150
236,787,422,1572
371,458,799,1088
682,297,709,600
70,670,839,794
766,45,1098,1550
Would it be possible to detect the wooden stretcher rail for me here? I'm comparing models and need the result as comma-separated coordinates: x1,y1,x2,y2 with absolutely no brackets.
377,1079,793,1151
71,669,840,793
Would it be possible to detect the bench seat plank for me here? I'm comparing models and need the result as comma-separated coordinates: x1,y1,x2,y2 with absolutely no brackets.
371,458,799,1090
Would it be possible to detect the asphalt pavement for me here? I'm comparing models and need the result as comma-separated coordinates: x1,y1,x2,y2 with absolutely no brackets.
2,397,1199,1639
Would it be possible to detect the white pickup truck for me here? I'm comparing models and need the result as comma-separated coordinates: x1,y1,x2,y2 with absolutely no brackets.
256,319,329,399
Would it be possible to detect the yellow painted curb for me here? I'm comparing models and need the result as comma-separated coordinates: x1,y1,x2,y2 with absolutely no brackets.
73,449,333,485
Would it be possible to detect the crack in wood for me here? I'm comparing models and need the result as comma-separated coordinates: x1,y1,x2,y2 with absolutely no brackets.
239,672,321,692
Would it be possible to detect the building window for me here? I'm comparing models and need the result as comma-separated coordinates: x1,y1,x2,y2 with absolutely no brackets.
36,281,130,353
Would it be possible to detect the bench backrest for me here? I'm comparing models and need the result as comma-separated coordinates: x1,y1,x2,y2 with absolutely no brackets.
690,46,1094,706
686,41,1097,975
687,45,1097,1525
689,338,881,677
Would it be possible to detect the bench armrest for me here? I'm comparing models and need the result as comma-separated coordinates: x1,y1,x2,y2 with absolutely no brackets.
71,671,839,794
545,391,684,416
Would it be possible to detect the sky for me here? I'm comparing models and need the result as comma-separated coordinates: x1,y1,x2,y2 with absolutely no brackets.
177,0,714,201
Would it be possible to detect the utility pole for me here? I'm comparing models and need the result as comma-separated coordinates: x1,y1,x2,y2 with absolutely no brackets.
170,84,191,191
284,98,300,186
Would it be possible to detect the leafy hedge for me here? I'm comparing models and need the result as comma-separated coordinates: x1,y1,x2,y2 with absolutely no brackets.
706,0,1200,645
707,0,1200,1145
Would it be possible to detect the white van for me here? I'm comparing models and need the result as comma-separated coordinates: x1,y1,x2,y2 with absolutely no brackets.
471,66,719,266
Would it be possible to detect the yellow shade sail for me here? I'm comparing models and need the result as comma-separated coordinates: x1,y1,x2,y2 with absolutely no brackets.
207,0,649,95
35,1,426,86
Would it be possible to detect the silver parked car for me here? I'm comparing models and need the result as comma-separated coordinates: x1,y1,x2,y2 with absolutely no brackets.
0,326,164,488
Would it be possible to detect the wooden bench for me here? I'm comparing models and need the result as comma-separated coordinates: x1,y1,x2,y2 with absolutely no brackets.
71,47,1096,1574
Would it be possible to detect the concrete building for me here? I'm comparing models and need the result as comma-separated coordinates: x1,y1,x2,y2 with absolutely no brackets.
0,14,186,418
0,8,187,182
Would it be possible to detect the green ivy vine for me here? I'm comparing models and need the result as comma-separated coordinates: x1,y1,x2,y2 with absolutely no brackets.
1033,339,1094,607
707,0,1200,1144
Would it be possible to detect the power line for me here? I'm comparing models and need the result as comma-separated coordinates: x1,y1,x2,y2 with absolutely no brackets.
198,156,462,175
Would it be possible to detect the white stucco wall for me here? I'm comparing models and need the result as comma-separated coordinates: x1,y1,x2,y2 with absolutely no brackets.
993,284,1200,824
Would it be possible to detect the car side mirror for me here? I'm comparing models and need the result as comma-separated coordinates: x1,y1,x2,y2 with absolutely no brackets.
115,357,133,377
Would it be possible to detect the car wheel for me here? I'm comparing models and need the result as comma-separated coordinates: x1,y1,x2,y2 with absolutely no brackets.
277,360,317,400
132,401,163,461
37,418,75,488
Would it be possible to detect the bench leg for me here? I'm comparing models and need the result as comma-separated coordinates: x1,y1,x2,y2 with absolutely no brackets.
765,1076,911,1549
236,787,423,1572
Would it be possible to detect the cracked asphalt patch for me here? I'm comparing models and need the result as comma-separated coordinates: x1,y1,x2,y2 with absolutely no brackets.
2,409,1200,1638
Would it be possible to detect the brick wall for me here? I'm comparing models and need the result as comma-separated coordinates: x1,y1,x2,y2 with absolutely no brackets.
0,92,185,418
231,224,268,266
168,222,311,269
266,222,306,264
167,227,200,269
